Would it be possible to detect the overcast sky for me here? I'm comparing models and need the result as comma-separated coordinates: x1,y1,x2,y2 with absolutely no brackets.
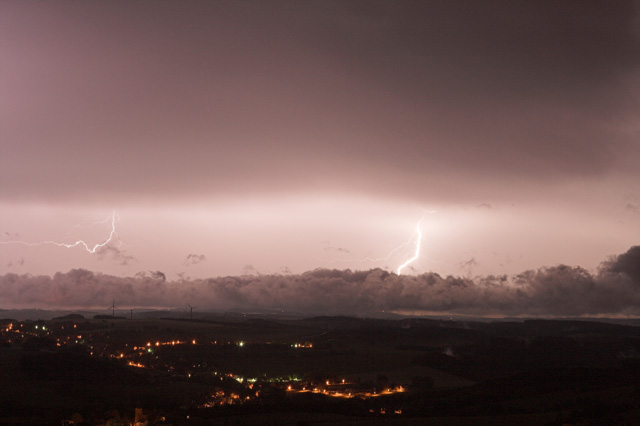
1,1,639,314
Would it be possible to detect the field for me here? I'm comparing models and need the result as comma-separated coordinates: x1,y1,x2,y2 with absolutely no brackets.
1,314,639,425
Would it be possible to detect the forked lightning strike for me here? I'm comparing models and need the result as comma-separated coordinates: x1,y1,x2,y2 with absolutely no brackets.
317,210,435,275
396,215,425,275
0,211,120,254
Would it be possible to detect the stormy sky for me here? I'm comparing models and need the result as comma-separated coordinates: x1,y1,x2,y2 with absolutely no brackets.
1,1,639,315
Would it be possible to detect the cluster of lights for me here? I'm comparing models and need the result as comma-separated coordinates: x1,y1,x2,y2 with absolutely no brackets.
1,320,413,413
287,379,405,399
135,339,197,350
370,408,403,415
200,391,246,408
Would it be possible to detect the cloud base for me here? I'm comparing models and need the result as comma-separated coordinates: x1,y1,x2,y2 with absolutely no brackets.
2,247,638,318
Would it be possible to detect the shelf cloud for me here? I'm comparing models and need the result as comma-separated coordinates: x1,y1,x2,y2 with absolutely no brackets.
2,246,638,317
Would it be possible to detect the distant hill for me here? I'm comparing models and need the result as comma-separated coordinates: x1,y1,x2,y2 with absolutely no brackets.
1,308,639,326
51,313,85,321
93,314,126,320
0,309,98,321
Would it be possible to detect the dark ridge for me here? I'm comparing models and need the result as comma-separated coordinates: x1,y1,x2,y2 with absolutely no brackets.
93,315,126,320
21,351,147,385
52,313,85,321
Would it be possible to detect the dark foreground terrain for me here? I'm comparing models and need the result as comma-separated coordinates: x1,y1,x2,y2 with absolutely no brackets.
1,314,639,425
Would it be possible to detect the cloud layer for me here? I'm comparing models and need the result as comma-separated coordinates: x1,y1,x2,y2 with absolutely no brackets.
1,1,638,204
1,2,637,286
2,246,638,317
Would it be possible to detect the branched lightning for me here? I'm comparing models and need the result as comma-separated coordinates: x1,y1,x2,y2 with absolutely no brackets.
316,210,435,275
396,215,424,275
0,211,120,254
318,234,417,264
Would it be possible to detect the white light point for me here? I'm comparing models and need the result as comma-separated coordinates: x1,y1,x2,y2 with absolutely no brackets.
0,211,120,254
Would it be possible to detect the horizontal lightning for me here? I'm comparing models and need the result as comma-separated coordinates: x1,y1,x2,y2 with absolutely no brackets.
318,232,419,265
0,211,120,254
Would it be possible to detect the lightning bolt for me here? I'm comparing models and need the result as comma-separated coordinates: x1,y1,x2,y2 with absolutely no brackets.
0,211,120,254
395,209,438,275
317,210,435,275
319,235,416,265
396,215,424,275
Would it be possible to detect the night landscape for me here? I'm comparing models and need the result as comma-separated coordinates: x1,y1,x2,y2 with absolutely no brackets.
1,1,639,425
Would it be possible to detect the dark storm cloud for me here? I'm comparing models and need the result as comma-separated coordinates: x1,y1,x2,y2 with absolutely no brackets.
2,247,638,316
602,245,640,286
241,265,260,276
96,244,136,266
476,204,494,210
279,266,292,275
135,270,166,282
6,257,25,268
458,257,478,276
184,254,206,266
321,241,351,254
1,1,638,203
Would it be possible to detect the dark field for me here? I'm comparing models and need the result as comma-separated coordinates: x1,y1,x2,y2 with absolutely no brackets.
1,314,639,425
